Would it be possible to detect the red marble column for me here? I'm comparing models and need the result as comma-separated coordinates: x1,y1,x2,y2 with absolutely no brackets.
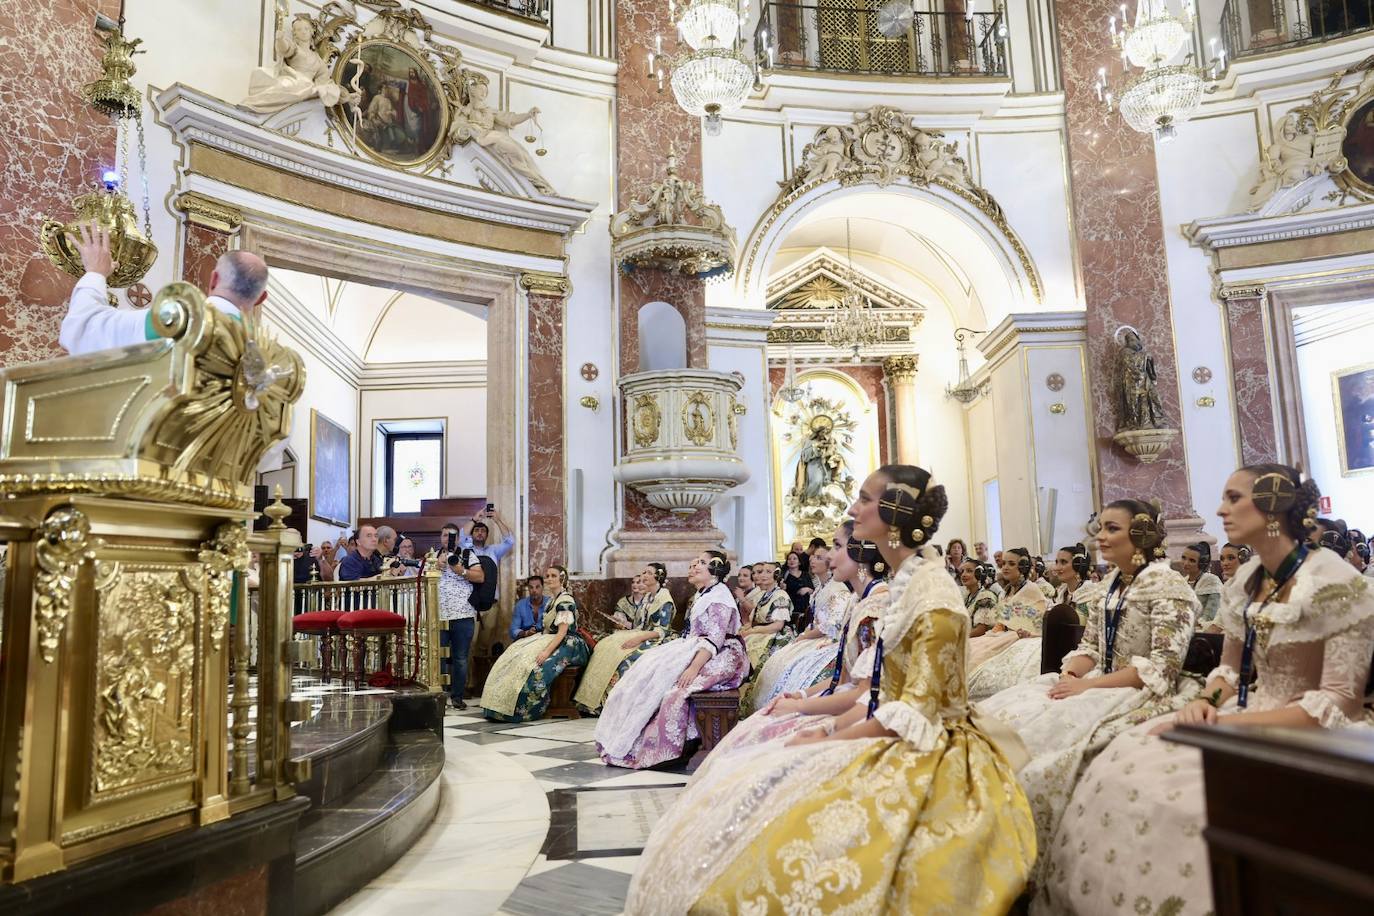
182,224,234,288
0,1,120,366
1053,0,1196,518
616,0,713,534
1221,288,1280,465
524,282,568,570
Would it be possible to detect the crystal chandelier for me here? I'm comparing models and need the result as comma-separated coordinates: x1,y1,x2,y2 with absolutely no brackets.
821,220,884,360
945,328,988,404
1095,0,1206,142
648,1,767,136
777,347,809,405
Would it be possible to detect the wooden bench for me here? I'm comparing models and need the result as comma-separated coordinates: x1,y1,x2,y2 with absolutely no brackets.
545,665,583,719
691,688,741,756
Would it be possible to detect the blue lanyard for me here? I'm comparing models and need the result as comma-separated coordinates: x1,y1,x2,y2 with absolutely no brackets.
866,637,885,719
1239,545,1308,708
822,578,880,696
1102,574,1133,674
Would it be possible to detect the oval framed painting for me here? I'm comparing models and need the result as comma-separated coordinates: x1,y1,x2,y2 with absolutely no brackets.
1340,95,1374,197
331,39,450,170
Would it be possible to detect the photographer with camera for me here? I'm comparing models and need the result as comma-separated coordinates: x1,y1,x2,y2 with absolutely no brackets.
459,506,513,616
438,522,485,709
385,537,421,577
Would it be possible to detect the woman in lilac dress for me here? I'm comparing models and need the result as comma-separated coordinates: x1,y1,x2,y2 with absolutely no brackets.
595,551,750,769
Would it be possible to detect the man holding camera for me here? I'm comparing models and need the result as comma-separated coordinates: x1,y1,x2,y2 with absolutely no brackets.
439,522,485,709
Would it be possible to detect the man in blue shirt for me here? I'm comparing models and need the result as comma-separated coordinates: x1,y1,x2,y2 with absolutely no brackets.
338,525,383,581
459,510,515,562
509,575,546,642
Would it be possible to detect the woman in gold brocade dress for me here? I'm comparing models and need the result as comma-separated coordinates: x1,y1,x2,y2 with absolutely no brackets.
624,464,1036,915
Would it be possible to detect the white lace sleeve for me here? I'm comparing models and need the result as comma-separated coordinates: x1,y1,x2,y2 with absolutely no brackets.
873,702,942,752
1206,665,1240,689
553,609,574,627
1296,616,1374,728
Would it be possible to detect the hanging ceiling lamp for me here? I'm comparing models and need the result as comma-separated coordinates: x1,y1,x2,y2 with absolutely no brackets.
821,220,885,360
649,1,768,136
676,0,740,49
1094,0,1209,142
945,327,988,404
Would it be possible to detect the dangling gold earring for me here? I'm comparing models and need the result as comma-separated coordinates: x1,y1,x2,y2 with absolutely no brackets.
1266,514,1281,539
888,526,902,549
1131,550,1145,570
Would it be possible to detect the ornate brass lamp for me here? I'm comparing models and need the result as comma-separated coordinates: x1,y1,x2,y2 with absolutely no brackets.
40,14,157,290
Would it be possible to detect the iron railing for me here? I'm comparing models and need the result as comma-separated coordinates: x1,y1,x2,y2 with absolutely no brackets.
461,0,552,25
761,2,1008,77
1219,0,1374,63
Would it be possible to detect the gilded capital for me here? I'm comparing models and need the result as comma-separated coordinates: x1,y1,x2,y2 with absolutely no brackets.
174,192,243,233
1217,283,1266,302
882,354,920,383
520,271,572,297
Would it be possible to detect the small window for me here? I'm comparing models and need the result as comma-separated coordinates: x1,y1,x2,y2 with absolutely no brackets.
385,433,443,515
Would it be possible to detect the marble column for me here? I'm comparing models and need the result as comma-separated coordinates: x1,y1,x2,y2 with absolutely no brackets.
521,272,570,572
883,354,921,464
1052,0,1200,534
1219,284,1280,465
175,192,243,288
613,0,718,545
0,1,121,366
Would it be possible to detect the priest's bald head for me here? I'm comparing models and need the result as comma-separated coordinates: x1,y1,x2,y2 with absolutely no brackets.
209,250,269,314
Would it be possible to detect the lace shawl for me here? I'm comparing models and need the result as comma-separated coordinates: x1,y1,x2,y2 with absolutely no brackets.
880,549,966,649
1217,549,1374,647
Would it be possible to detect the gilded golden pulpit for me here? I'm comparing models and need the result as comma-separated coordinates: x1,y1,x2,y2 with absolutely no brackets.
0,283,306,883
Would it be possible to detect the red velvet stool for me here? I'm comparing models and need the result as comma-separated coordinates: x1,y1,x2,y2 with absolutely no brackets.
292,610,345,683
336,609,407,689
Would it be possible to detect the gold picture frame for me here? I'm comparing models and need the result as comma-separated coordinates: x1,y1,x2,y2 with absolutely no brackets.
310,408,352,526
1332,360,1374,478
330,37,452,172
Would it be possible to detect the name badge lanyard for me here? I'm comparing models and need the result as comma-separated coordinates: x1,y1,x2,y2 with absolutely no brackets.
823,577,879,697
1239,545,1307,708
1101,575,1133,674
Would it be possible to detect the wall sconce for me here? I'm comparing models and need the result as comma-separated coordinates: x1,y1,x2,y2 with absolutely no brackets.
1196,396,1215,408
579,395,600,411
1048,402,1066,415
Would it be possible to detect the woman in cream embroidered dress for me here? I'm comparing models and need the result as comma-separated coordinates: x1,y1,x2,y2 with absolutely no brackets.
697,538,890,766
965,548,1050,700
595,552,749,769
960,559,999,631
739,562,793,672
749,527,856,711
1040,465,1374,916
480,565,590,722
625,465,1035,916
574,564,677,715
976,499,1198,870
1180,541,1225,625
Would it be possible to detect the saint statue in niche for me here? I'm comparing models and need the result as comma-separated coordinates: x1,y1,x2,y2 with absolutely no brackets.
1115,328,1167,432
783,401,858,541
793,414,843,503
242,16,358,114
450,74,554,194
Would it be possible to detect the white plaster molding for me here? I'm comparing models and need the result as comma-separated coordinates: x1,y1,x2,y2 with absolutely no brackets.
358,361,488,389
705,306,776,344
1184,199,1374,251
262,278,366,381
411,1,550,65
154,84,594,236
978,310,1086,366
751,72,1015,122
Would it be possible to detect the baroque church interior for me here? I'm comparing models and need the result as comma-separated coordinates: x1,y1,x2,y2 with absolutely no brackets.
4,0,1374,914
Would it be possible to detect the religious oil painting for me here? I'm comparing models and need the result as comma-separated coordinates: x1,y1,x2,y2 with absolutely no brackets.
311,409,352,526
335,40,448,168
1333,362,1374,477
1342,97,1374,192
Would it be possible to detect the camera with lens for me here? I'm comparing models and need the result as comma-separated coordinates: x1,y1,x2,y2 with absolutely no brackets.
390,557,422,570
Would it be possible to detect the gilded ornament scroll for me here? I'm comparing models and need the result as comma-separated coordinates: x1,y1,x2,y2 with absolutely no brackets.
34,506,97,664
199,522,251,653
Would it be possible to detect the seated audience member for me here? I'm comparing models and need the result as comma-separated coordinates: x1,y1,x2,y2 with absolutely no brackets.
480,565,589,722
338,525,384,581
575,565,678,715
509,575,547,642
1180,541,1224,625
1218,541,1250,584
963,547,1049,699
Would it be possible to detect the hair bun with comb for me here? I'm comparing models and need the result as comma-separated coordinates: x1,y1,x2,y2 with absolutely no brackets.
876,465,947,550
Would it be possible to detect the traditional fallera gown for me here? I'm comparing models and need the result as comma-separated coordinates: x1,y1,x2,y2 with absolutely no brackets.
976,561,1199,870
479,591,590,722
741,586,793,671
1191,570,1224,625
574,587,677,715
748,578,853,712
965,578,1050,699
1038,548,1374,916
966,584,999,627
690,580,890,781
624,552,1037,916
595,581,750,769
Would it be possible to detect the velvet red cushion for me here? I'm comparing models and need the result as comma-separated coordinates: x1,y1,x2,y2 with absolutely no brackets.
337,609,406,631
292,610,345,633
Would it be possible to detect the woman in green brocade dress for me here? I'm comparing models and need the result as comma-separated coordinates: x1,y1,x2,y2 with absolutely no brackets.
739,561,793,672
480,565,590,722
575,563,678,714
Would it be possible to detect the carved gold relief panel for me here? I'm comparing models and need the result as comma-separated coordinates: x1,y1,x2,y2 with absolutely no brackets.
89,562,201,800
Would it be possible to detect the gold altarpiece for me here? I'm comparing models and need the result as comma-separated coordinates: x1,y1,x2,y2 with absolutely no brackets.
0,284,307,882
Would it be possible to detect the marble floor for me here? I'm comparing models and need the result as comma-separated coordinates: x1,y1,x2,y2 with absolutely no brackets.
328,706,693,916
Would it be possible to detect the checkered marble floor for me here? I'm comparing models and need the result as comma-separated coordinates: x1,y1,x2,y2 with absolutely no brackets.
327,705,692,916
445,707,690,916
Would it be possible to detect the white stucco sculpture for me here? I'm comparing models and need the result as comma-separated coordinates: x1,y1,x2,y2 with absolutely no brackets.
450,75,553,195
242,16,357,114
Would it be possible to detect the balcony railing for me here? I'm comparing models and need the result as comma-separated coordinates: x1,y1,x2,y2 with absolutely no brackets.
461,0,551,25
761,2,1008,78
1220,0,1374,61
